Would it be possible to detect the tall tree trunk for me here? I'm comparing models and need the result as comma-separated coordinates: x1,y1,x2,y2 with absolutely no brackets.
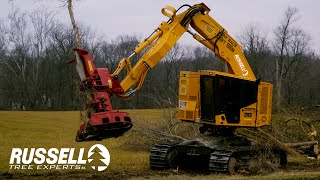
67,0,81,49
67,0,86,81
275,57,280,110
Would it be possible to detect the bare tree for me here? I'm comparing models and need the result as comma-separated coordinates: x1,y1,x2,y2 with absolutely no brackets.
2,9,32,109
240,24,272,80
284,29,311,105
273,7,299,110
163,44,185,91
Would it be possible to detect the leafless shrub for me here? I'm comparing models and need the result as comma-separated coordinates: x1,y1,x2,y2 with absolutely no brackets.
122,92,200,151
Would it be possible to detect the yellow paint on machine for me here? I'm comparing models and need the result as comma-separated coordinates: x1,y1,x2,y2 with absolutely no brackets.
178,70,273,128
178,71,200,121
88,61,93,72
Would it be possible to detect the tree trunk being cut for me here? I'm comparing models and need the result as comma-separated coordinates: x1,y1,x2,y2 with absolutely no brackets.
67,0,86,80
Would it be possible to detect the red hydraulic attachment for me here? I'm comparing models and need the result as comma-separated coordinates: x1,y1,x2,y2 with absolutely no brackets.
70,49,132,142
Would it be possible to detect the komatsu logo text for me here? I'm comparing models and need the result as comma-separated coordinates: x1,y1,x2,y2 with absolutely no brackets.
234,54,249,76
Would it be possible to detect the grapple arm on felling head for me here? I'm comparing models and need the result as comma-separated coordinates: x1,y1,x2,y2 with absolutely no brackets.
71,49,132,142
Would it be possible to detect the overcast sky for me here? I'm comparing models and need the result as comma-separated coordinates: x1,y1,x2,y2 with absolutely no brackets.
1,0,320,53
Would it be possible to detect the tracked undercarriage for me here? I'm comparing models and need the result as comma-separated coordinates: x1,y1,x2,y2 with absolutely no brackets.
150,128,287,174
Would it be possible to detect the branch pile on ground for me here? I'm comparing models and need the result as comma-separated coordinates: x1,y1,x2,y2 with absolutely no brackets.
236,112,319,157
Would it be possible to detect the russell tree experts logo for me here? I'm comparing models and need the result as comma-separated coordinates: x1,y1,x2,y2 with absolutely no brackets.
9,144,110,172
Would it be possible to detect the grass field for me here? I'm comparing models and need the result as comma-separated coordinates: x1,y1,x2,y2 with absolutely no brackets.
0,111,320,179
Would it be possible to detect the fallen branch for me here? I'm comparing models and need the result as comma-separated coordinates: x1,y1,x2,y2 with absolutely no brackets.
286,141,318,148
257,128,301,156
236,128,301,156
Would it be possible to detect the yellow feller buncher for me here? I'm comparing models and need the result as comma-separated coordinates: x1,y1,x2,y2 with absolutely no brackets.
70,3,318,173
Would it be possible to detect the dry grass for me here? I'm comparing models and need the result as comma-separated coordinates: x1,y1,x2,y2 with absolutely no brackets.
0,111,320,179
0,110,154,176
131,171,320,180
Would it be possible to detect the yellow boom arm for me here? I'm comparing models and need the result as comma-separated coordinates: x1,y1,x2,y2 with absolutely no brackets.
112,3,255,98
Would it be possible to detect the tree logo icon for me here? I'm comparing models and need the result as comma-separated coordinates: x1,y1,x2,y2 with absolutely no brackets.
87,144,110,171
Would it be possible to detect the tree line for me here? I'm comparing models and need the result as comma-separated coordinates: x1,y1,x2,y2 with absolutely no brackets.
0,7,319,111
